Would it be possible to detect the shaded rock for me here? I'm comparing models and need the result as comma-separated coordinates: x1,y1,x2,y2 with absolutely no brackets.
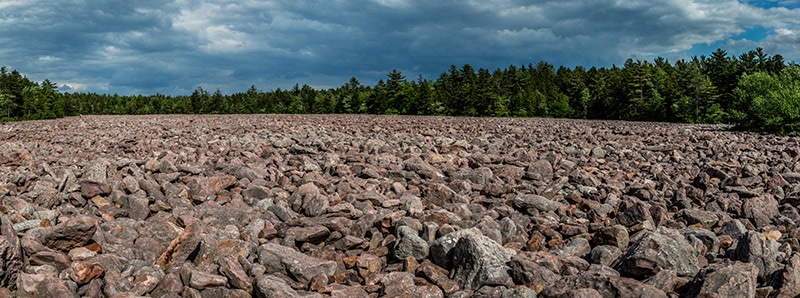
591,225,629,250
508,253,561,289
685,261,758,298
615,196,653,228
771,253,800,298
588,245,623,267
732,230,781,281
0,216,22,289
393,225,429,262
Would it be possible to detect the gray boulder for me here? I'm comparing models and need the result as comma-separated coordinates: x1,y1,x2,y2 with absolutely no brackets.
393,225,429,262
684,261,758,298
447,228,516,290
614,227,700,278
732,230,781,281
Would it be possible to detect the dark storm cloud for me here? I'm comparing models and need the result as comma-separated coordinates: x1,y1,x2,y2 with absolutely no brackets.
1,0,799,95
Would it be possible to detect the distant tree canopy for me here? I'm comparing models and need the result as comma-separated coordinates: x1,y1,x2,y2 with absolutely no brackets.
2,48,799,134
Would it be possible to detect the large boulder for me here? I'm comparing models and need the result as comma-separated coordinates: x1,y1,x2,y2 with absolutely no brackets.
684,261,758,298
614,227,700,278
732,230,781,281
449,228,517,290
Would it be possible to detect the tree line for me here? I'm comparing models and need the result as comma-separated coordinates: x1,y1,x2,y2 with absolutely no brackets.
2,47,799,134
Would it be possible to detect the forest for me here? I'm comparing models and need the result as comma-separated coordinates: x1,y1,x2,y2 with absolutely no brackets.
2,47,799,134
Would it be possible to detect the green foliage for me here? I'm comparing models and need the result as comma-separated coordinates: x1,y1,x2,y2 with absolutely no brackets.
731,66,800,135
0,47,797,135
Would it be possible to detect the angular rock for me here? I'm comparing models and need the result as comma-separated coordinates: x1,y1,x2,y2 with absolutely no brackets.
218,256,252,292
542,271,667,298
156,220,203,270
393,225,429,262
732,230,781,281
257,243,337,284
614,227,700,278
39,215,97,252
512,194,564,213
254,275,298,298
449,228,516,290
0,216,22,289
685,261,758,298
79,180,111,198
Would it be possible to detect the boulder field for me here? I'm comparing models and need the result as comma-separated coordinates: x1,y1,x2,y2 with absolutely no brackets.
1,114,800,297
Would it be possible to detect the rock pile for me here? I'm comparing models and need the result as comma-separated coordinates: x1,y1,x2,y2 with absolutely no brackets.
1,114,800,297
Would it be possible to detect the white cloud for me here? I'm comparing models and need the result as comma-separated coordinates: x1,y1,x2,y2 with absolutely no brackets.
1,0,800,95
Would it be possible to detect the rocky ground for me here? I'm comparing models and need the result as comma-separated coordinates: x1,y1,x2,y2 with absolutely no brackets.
1,114,800,297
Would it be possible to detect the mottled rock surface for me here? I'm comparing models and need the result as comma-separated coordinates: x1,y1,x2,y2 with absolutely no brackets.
2,114,800,296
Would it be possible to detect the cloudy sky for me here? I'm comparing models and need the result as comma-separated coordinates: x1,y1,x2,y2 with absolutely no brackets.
1,0,799,95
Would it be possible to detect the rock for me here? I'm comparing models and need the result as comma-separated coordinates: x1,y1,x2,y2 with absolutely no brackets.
380,271,415,296
79,180,111,198
218,256,252,292
588,245,623,267
554,237,591,258
16,273,77,298
526,159,553,180
39,215,97,252
254,275,299,298
512,194,564,213
288,182,329,217
0,216,22,289
508,252,561,289
677,209,719,228
614,227,700,278
257,243,337,284
188,270,228,290
615,196,653,228
404,157,444,180
156,220,203,270
732,230,781,281
591,225,629,250
449,228,516,290
718,219,748,240
684,261,758,298
70,259,104,285
681,227,720,255
417,262,460,295
541,270,667,298
393,225,429,262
